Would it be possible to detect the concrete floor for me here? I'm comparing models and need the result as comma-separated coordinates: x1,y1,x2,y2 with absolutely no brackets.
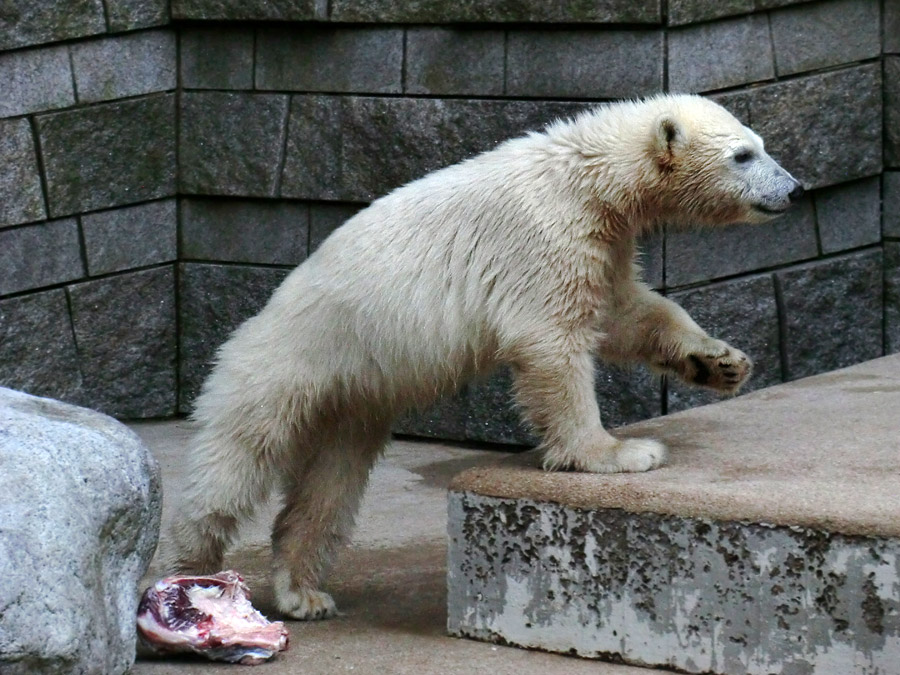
129,420,651,675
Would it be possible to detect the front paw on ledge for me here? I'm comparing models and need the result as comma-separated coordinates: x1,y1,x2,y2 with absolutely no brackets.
544,437,667,474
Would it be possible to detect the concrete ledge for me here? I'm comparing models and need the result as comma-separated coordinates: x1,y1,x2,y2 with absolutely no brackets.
447,355,900,673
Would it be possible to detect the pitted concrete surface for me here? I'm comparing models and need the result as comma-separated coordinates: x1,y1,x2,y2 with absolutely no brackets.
452,355,900,538
449,356,900,674
449,493,900,674
128,420,650,675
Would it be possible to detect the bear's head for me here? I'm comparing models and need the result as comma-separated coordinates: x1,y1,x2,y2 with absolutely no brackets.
645,95,804,227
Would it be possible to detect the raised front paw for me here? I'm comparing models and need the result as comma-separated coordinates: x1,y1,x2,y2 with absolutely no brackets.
677,339,752,393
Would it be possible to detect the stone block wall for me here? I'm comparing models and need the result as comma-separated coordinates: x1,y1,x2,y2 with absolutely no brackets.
0,3,176,419
0,0,896,447
885,0,900,354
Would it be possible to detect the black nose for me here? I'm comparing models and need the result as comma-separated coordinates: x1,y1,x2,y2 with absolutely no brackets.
789,184,805,202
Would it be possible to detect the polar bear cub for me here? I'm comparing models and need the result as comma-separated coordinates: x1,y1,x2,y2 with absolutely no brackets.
171,94,803,620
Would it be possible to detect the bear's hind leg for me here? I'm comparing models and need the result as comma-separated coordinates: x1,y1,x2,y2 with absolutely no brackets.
272,421,388,620
169,423,277,574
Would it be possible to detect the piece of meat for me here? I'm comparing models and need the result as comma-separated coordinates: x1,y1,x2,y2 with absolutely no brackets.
137,571,289,665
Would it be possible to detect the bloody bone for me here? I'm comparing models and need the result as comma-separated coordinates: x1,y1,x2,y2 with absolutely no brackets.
137,571,289,665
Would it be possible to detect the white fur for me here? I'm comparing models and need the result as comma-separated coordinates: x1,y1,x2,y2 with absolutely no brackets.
170,94,800,618
273,567,337,620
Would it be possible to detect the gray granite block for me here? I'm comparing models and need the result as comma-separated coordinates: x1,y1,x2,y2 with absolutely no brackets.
405,28,504,96
777,250,882,380
0,45,74,118
748,64,882,190
506,30,663,98
178,263,290,411
341,95,497,182
709,89,751,124
887,0,900,53
666,195,817,287
279,95,343,201
667,0,753,25
329,0,660,23
668,15,774,93
81,200,177,276
756,0,813,8
0,0,105,51
0,388,161,675
886,243,900,354
885,172,900,238
71,30,176,104
181,198,308,265
394,389,471,443
594,363,662,430
770,0,880,77
466,367,538,446
105,0,170,30
180,92,289,197
309,203,363,252
815,177,881,253
338,98,587,200
180,26,254,90
398,362,660,446
68,266,176,418
281,96,587,202
887,57,900,168
0,219,83,296
256,27,403,94
0,118,46,228
667,0,810,25
172,0,317,20
667,275,780,412
0,290,83,403
37,94,176,217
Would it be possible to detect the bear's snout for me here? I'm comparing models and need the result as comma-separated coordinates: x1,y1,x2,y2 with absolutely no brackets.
749,163,804,218
773,176,805,211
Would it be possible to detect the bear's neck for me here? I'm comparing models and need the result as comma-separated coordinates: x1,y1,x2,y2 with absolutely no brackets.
544,113,663,239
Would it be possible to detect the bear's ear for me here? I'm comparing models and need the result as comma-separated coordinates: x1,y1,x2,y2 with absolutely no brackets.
653,114,685,170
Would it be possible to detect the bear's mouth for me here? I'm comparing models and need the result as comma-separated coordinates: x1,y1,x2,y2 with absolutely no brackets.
752,203,788,215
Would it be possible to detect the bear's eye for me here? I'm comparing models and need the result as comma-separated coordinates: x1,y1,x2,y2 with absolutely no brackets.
734,150,754,164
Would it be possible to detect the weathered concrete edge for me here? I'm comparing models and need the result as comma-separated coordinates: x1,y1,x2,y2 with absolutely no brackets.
448,459,900,540
450,462,900,537
448,356,900,540
447,491,900,675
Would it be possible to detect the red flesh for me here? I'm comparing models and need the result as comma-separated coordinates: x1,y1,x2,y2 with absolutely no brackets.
137,571,289,665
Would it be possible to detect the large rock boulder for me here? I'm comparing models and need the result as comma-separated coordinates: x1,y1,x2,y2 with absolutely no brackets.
0,388,162,674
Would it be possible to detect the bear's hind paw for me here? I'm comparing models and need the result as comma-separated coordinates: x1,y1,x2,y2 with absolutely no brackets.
274,583,338,621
